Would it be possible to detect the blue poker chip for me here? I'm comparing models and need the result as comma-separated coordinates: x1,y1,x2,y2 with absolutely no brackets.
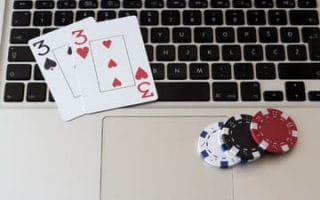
197,122,241,169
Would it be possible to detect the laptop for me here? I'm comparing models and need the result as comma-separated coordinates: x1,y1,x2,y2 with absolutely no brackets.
1,0,320,200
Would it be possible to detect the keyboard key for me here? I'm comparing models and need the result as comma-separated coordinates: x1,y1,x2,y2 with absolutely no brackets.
216,28,234,43
238,28,256,43
309,91,320,101
35,1,54,9
76,11,95,21
172,28,191,43
298,0,317,8
151,28,169,43
162,10,180,25
34,65,45,80
145,45,153,61
12,11,31,26
302,28,320,42
140,11,159,25
266,45,285,61
276,0,295,8
57,1,76,9
287,45,307,61
167,0,186,8
204,10,223,25
101,0,120,8
233,0,251,8
290,10,319,25
200,45,219,61
157,82,210,101
123,0,142,8
255,0,273,8
212,64,231,79
234,63,254,79
264,91,284,101
256,63,276,79
280,28,300,43
212,82,238,101
119,10,137,18
285,82,306,101
14,1,33,9
190,63,209,79
79,0,98,8
43,28,57,34
156,45,175,61
168,64,187,79
145,0,164,8
268,10,287,25
183,10,201,25
211,0,230,8
247,10,266,25
33,11,52,26
244,45,263,61
10,28,40,44
178,45,197,61
309,40,320,60
8,46,34,62
278,63,320,79
240,82,261,101
222,45,241,61
97,11,116,21
150,63,165,80
4,83,24,102
55,11,74,26
259,27,278,43
6,64,31,80
49,91,55,102
27,83,47,102
189,0,208,8
226,10,244,25
194,28,213,43
141,28,148,43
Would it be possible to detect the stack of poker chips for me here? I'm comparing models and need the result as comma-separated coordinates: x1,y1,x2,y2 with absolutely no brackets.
197,108,298,169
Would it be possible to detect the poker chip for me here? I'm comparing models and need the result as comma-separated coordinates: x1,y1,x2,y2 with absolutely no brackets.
250,108,298,154
198,122,241,168
218,114,264,162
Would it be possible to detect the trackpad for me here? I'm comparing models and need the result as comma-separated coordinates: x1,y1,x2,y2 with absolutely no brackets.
101,116,233,200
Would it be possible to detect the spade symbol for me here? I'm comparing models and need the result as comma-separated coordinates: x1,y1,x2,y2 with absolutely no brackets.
44,58,57,70
67,46,72,55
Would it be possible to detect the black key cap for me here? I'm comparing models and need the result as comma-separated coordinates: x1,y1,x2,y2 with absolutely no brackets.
276,0,295,8
285,82,306,101
33,11,52,26
12,12,31,26
216,28,234,43
259,27,278,43
212,82,238,101
211,0,230,8
178,45,197,61
162,11,180,25
10,29,40,44
141,28,148,43
290,10,319,25
173,28,191,43
97,11,116,21
309,40,320,60
190,63,209,79
266,45,285,61
150,63,165,80
14,1,33,9
200,45,219,61
43,28,57,34
57,1,76,9
119,10,138,18
268,10,287,25
240,82,261,101
189,0,208,8
4,83,24,102
8,46,34,62
247,10,266,25
280,28,300,43
7,64,31,80
145,0,164,8
151,28,169,43
287,45,307,61
123,0,142,8
278,63,320,79
244,45,263,61
194,28,213,43
76,11,95,21
204,10,223,25
256,63,276,79
234,63,254,79
140,11,159,25
157,82,210,101
309,91,320,101
298,0,317,8
49,91,55,102
264,91,284,101
27,83,47,102
145,45,154,61
35,1,54,9
222,45,241,61
34,65,44,80
101,0,120,8
255,0,273,8
183,10,201,25
156,45,175,61
226,10,244,25
55,11,73,26
168,64,187,79
302,28,320,42
233,0,251,8
79,0,98,8
238,28,256,43
167,0,186,8
212,64,231,79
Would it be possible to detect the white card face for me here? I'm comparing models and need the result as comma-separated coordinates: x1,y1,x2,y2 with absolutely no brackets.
28,18,95,121
70,16,158,113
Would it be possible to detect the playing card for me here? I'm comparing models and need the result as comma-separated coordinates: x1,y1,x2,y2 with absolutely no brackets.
28,18,96,121
70,16,158,113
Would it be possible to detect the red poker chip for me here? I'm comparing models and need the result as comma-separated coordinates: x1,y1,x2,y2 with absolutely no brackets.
250,108,298,154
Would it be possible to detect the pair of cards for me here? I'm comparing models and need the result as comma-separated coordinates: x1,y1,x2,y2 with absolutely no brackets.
29,17,158,121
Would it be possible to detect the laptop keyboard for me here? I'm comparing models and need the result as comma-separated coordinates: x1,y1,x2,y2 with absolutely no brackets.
4,0,320,103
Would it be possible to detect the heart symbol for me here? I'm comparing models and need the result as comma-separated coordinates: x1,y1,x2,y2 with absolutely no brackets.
112,78,122,88
76,47,89,59
108,59,117,68
102,40,112,49
44,58,57,70
135,67,148,80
